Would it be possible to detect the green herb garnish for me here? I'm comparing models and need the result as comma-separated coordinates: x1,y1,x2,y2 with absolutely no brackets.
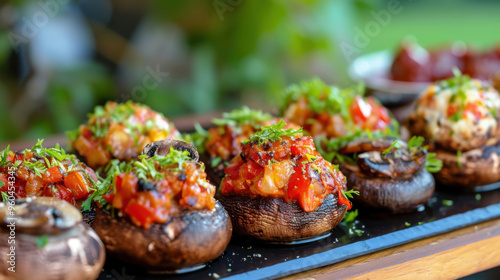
456,151,462,168
343,209,358,223
341,189,360,200
475,194,481,201
212,106,272,128
211,157,222,168
405,222,411,227
407,136,425,152
442,199,454,206
1,191,8,202
406,136,443,173
0,145,11,167
382,140,401,155
282,78,364,120
425,153,442,173
243,120,303,145
36,235,49,248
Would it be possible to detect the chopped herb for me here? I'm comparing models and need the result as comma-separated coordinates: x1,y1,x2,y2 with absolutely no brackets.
382,140,401,155
405,222,411,227
211,157,222,168
243,120,303,145
341,189,360,200
282,78,364,120
475,194,481,201
212,106,272,128
442,199,454,206
36,235,49,248
311,164,321,174
425,153,443,173
24,160,48,178
305,154,317,162
0,145,11,167
343,209,358,223
456,151,462,168
418,222,424,225
407,136,425,152
1,191,8,202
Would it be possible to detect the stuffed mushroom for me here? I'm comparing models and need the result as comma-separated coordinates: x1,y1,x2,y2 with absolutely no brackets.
407,71,500,191
219,120,350,243
0,197,105,280
338,137,439,213
282,78,394,140
69,101,180,169
92,140,232,273
0,140,99,208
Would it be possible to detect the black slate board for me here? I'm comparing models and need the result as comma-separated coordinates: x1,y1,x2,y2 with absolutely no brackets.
97,187,500,280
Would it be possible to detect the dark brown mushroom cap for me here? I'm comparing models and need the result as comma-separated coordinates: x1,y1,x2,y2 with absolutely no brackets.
93,202,232,272
0,198,105,280
143,139,199,161
339,137,397,154
356,149,427,178
342,166,435,213
433,140,500,190
217,193,347,242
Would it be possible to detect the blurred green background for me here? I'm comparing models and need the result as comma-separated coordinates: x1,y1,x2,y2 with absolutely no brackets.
1,0,500,141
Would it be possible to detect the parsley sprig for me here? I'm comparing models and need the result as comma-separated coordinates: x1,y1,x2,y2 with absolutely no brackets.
243,120,303,145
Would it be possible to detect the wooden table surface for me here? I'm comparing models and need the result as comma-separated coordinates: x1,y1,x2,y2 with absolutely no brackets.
3,111,500,280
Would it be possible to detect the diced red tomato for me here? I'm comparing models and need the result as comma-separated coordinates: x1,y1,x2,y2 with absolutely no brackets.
64,172,90,200
102,193,115,204
42,167,63,183
42,184,73,204
464,101,483,120
125,202,155,229
81,127,94,139
350,96,372,123
225,162,242,179
287,164,312,202
290,138,314,156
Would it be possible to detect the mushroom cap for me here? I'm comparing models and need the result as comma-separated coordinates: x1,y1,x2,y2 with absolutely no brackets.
343,167,435,213
143,139,199,161
0,198,105,280
434,141,500,190
217,193,347,242
93,201,232,272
